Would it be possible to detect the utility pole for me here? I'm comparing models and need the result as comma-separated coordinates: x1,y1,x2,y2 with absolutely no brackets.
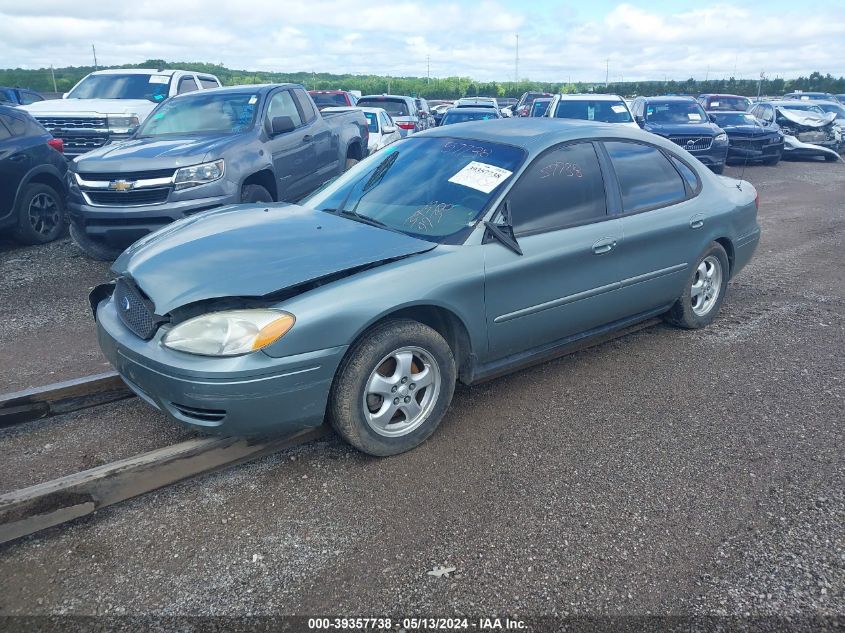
427,55,430,84
757,71,765,100
50,65,57,92
514,34,519,84
605,58,609,87
92,44,98,69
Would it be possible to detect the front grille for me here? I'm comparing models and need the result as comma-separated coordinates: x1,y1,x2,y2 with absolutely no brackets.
35,116,108,129
170,403,227,423
85,188,170,206
78,168,177,182
114,277,160,340
62,135,109,155
731,138,765,150
669,135,713,151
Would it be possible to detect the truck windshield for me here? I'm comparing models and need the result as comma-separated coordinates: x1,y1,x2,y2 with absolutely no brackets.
303,136,526,244
137,93,259,136
67,74,172,102
358,99,409,117
646,101,709,124
554,99,632,123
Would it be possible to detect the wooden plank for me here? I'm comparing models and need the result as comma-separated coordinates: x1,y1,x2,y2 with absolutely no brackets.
0,426,328,544
0,371,133,428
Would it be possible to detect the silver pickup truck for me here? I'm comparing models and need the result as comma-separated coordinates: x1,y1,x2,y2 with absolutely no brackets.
67,83,369,260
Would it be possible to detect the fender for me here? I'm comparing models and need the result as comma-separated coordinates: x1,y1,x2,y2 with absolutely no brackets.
5,163,67,223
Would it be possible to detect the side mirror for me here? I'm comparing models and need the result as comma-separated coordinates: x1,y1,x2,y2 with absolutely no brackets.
61,93,68,99
708,114,716,123
383,125,397,134
635,115,645,128
270,116,296,136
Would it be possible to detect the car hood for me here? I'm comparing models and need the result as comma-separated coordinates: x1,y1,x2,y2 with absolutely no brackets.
112,203,437,315
73,135,242,172
645,122,720,136
777,108,837,128
21,98,157,119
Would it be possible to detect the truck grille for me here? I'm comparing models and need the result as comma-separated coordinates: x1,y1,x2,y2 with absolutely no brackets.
85,188,170,206
114,277,161,340
669,136,713,151
78,168,177,182
35,116,108,130
61,135,110,156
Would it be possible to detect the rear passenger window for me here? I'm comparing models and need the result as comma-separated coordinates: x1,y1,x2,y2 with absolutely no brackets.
293,89,317,123
0,120,11,140
177,77,198,94
605,141,687,214
20,91,43,105
507,142,607,235
670,156,700,194
2,113,26,136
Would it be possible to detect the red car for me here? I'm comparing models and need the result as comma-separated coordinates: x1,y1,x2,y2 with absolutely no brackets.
309,90,358,110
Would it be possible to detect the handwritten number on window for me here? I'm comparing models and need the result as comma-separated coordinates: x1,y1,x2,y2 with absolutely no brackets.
538,161,583,179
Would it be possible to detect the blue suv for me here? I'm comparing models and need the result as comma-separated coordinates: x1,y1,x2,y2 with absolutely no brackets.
630,96,729,173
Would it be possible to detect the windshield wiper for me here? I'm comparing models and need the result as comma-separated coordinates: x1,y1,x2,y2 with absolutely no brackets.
321,207,392,231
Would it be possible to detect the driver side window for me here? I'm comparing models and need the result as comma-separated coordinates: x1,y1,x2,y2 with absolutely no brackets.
267,90,303,128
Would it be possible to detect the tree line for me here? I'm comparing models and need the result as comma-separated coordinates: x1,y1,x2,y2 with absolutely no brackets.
2,60,843,99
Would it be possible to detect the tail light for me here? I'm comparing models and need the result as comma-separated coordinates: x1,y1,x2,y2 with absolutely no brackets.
47,138,64,153
396,121,415,130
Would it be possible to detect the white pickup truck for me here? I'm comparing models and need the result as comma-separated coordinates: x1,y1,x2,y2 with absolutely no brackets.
21,68,221,156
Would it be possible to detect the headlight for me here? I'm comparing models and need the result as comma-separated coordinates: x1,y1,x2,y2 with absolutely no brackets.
107,114,140,133
162,309,295,356
173,160,225,190
715,132,728,142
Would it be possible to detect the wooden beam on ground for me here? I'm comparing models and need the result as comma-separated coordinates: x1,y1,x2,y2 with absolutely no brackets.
0,426,328,545
0,371,133,428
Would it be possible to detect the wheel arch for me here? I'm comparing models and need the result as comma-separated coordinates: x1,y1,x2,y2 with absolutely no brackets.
714,236,735,276
14,165,66,212
345,140,364,161
343,303,475,385
241,168,278,201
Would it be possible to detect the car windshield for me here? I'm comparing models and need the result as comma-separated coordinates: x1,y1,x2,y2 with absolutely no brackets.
137,92,258,136
554,99,632,123
364,112,379,132
441,111,499,125
303,136,526,244
711,112,759,126
67,74,172,102
358,98,409,117
310,92,348,107
646,101,708,124
531,101,551,116
705,96,749,111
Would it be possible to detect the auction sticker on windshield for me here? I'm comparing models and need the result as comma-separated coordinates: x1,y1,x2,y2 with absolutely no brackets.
149,75,169,84
688,113,702,121
448,161,513,194
611,105,627,114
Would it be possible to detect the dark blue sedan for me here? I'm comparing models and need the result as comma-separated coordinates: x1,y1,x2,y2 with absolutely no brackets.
708,111,784,165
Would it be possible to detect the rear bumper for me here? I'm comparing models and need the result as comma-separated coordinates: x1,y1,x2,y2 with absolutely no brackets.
95,296,346,437
727,141,783,162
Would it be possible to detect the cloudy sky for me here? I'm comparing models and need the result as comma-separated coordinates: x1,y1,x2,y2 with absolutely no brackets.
1,0,844,82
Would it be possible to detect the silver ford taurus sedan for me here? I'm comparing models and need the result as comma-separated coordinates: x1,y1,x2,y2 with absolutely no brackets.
92,118,760,456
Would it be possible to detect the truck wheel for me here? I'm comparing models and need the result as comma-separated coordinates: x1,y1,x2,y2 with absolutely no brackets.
69,223,124,261
13,183,66,245
327,319,456,456
824,154,840,162
345,158,359,170
240,184,273,203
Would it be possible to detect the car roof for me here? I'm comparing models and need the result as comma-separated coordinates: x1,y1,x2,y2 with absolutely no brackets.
89,68,180,76
444,107,500,114
642,95,698,102
555,93,625,101
766,100,824,107
417,117,669,154
176,83,297,97
359,95,414,102
700,93,748,98
309,90,349,94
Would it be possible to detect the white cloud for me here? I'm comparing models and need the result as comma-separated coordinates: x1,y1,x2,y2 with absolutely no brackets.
0,0,842,82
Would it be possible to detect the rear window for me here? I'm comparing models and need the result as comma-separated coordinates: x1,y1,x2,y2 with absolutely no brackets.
309,92,350,108
441,110,499,125
364,111,379,132
358,98,409,117
645,101,708,124
554,99,632,123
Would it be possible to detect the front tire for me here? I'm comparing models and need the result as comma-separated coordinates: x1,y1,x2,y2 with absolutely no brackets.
240,184,273,203
69,222,124,261
665,242,729,329
13,183,66,245
327,319,456,456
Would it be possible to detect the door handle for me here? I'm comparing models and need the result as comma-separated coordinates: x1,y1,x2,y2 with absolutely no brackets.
9,154,27,162
592,238,618,255
689,215,705,230
302,135,313,143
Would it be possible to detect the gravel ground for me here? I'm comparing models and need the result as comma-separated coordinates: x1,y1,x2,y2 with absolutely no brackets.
0,160,842,630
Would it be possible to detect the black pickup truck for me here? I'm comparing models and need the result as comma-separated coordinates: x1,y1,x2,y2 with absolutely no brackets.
67,84,369,260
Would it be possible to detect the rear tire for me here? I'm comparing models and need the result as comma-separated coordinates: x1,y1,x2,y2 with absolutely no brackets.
13,183,66,245
763,154,781,166
328,319,456,456
240,184,273,203
664,242,730,330
69,222,124,261
345,158,359,170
